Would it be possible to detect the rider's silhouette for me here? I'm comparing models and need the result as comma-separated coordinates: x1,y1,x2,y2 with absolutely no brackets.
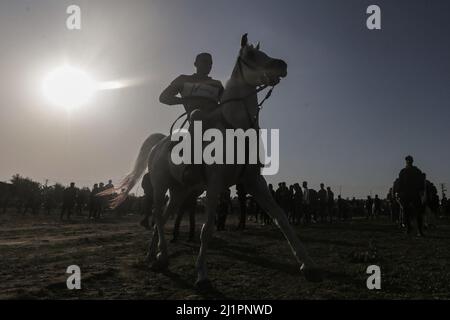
159,53,224,121
159,53,224,183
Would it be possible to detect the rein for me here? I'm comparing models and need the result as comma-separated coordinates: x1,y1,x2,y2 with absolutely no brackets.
169,112,190,136
225,84,274,129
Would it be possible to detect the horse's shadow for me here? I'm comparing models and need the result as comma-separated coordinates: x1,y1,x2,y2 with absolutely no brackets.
159,269,229,299
144,240,230,299
218,245,300,275
148,234,370,296
172,235,310,275
242,227,362,249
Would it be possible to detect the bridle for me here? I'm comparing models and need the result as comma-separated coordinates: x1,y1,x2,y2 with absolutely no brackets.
169,55,278,135
220,56,276,129
236,55,272,88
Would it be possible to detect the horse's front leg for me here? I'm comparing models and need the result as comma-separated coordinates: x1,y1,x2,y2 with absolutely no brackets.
195,180,222,288
244,175,323,282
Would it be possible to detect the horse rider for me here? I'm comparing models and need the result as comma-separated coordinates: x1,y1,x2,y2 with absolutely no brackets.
159,53,224,183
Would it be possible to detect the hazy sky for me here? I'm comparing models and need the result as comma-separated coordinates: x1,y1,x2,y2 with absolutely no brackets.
1,0,449,198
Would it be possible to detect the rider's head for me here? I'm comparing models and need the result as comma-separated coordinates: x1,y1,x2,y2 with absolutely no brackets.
194,53,213,76
405,155,414,167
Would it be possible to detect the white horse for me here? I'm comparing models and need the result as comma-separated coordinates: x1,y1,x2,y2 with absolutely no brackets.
110,34,322,287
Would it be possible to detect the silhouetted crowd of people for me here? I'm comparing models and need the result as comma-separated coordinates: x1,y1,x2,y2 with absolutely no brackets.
0,176,141,221
1,156,449,237
235,182,375,229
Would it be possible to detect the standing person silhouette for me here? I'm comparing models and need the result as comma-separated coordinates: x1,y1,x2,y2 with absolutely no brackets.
365,196,373,220
373,195,381,219
397,155,426,236
89,183,99,219
292,183,303,225
317,183,328,223
302,181,311,224
159,53,224,184
172,191,200,242
236,183,248,230
216,189,232,231
326,187,334,223
60,182,77,221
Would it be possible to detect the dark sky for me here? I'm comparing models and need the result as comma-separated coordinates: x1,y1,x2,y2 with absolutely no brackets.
1,0,449,197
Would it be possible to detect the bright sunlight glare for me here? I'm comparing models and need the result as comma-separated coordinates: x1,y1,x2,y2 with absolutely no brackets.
43,66,96,109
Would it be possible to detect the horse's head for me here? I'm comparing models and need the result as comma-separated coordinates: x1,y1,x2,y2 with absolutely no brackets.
237,33,287,87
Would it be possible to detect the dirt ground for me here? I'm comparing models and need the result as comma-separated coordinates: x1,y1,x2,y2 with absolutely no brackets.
0,211,449,300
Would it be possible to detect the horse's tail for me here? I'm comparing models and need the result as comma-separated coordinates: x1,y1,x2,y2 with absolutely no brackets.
104,133,166,209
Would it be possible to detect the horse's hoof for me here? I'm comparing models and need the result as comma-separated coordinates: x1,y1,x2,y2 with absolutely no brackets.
194,279,213,291
300,264,323,283
140,219,151,231
145,254,156,264
150,259,169,272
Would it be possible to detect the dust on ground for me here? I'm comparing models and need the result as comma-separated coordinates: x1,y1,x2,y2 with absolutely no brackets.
0,212,449,299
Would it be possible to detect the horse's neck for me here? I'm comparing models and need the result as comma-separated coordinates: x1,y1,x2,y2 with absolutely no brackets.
221,63,258,129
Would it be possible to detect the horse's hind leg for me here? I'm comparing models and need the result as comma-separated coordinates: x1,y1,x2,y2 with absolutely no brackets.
195,180,221,288
146,226,158,263
149,183,171,271
244,175,322,282
147,186,188,269
172,208,185,243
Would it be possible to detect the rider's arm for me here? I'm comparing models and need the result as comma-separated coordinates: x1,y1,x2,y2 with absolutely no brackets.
159,76,185,106
216,81,225,101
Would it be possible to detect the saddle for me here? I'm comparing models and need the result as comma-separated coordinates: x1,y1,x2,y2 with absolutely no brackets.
166,97,266,185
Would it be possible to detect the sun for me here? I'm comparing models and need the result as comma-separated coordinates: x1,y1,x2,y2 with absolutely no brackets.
43,66,96,109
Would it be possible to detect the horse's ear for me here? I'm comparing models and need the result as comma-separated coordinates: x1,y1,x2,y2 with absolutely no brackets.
241,33,248,48
256,42,260,50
